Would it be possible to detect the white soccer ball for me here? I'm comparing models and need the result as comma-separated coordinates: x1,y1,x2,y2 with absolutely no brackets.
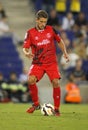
41,103,54,116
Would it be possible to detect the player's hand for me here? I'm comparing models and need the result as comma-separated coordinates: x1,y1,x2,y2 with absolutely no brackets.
63,53,69,63
23,48,34,58
25,53,34,59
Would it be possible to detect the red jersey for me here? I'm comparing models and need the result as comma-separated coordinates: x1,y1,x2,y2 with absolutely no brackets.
23,25,61,64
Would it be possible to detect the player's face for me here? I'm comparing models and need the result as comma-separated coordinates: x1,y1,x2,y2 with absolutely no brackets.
36,17,47,30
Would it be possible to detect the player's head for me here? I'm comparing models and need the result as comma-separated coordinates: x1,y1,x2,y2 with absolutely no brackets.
35,10,48,30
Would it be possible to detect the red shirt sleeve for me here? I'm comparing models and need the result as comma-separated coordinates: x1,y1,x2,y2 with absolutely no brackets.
53,28,61,43
23,31,31,48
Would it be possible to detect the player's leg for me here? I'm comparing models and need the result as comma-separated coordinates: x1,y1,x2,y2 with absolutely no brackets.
52,78,61,116
26,75,40,113
46,63,61,116
26,64,44,113
28,75,39,106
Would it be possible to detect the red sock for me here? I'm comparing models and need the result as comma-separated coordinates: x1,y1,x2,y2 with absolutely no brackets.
29,84,39,106
53,87,61,110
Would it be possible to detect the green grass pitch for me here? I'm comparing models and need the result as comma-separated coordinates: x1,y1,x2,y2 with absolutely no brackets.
0,103,88,130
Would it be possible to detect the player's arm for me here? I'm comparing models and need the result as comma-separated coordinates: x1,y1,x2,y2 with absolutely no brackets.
58,39,69,62
23,31,33,58
53,28,69,62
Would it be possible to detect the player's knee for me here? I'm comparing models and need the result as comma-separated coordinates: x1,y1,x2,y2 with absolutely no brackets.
28,76,37,85
52,79,60,87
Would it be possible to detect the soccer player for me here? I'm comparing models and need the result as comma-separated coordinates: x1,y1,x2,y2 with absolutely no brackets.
23,10,69,116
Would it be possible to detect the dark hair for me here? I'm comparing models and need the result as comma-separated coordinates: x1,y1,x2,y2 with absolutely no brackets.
36,10,48,19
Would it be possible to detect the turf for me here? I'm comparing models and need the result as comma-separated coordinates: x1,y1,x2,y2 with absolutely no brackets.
0,103,88,130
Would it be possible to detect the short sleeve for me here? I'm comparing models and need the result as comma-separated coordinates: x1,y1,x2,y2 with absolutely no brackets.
23,31,31,48
53,28,61,43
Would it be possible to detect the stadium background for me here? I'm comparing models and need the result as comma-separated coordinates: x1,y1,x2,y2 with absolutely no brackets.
0,0,88,104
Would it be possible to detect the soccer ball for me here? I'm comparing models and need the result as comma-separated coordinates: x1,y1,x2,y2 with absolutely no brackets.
41,103,54,116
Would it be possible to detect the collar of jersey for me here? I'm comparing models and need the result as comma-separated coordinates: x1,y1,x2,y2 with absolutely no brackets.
35,26,46,32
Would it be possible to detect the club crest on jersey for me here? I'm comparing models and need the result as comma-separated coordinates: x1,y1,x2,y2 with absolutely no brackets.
37,39,50,46
35,36,39,40
46,33,51,38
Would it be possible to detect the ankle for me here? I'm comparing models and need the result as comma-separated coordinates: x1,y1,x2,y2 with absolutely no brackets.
54,106,59,110
34,101,40,106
